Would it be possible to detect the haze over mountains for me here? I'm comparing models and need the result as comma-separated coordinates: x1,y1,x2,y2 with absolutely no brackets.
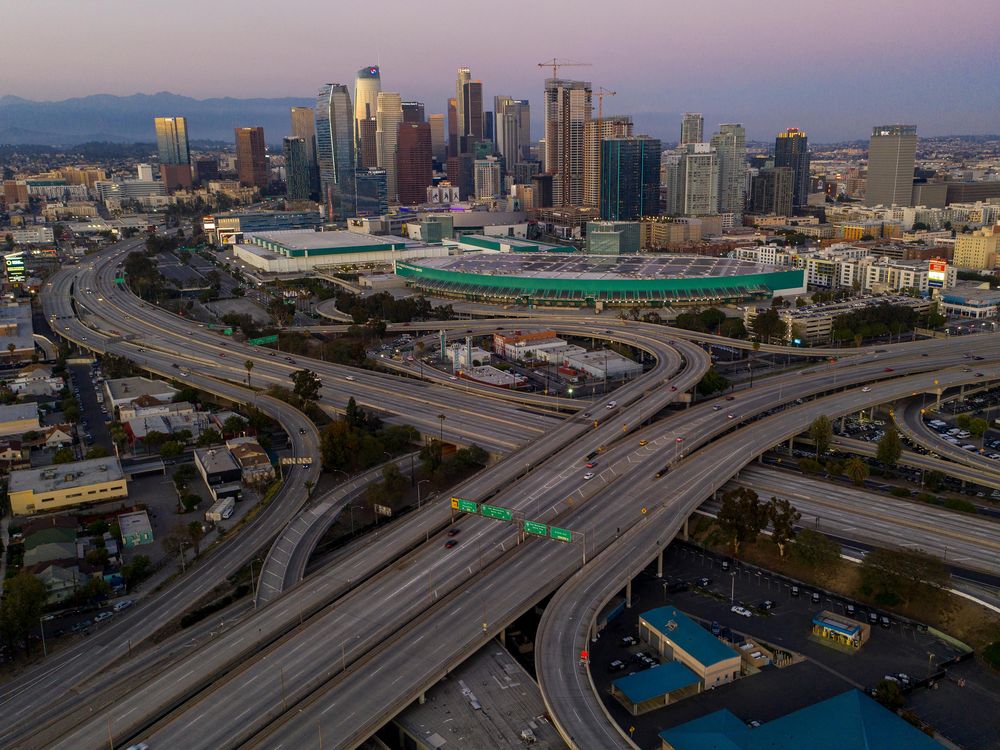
0,92,313,146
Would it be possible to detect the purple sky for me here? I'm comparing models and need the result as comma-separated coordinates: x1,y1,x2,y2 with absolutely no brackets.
6,0,999,142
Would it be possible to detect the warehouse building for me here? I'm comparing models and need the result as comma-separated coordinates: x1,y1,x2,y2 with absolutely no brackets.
194,447,243,501
9,457,128,515
638,606,742,689
611,661,701,715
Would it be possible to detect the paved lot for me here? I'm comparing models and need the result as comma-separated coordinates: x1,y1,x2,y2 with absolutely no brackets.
588,542,983,749
68,362,112,453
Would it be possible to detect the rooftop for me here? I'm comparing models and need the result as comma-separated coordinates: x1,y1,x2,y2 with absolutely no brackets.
640,606,739,668
248,229,419,252
612,661,699,704
0,402,39,423
105,377,178,403
196,447,240,474
409,253,780,281
118,510,152,538
9,457,124,495
659,690,944,750
0,303,35,353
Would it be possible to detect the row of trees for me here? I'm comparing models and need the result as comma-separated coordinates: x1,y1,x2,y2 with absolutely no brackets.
716,488,802,556
334,291,455,324
320,397,419,473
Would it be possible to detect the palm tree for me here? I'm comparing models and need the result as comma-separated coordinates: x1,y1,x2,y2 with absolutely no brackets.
7,342,15,363
244,359,254,388
844,456,870,486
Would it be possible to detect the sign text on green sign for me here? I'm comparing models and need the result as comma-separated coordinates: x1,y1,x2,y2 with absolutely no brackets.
524,520,548,536
248,334,279,346
550,526,572,543
457,499,479,514
480,504,513,521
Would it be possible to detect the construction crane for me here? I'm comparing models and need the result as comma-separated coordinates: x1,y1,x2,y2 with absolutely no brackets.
537,58,591,78
596,87,617,124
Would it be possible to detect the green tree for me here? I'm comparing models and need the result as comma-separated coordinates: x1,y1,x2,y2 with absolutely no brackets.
696,368,729,397
420,439,444,476
956,414,972,430
291,369,321,403
159,440,183,458
197,428,223,447
750,307,787,344
876,427,903,466
808,415,833,458
143,431,168,451
187,521,206,556
844,456,870,486
872,679,905,710
767,497,801,557
969,417,989,440
222,415,247,436
0,572,48,655
791,528,840,570
716,487,769,554
244,359,254,388
52,446,75,464
860,548,949,606
84,445,110,459
121,555,152,587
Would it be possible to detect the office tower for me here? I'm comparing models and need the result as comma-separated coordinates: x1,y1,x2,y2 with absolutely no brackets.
154,116,190,165
354,66,381,155
494,97,531,169
583,115,633,208
664,143,718,216
512,160,540,186
455,67,471,144
865,125,917,207
402,101,425,124
680,113,703,146
356,118,378,169
773,127,809,210
447,98,459,158
599,136,661,221
462,80,484,147
544,78,592,206
355,168,388,217
290,106,318,196
711,123,747,219
315,83,356,218
283,137,311,200
193,158,219,183
396,122,432,205
532,173,554,208
376,92,403,202
484,112,494,142
474,157,501,200
428,114,446,163
137,163,154,181
235,127,268,190
749,166,793,216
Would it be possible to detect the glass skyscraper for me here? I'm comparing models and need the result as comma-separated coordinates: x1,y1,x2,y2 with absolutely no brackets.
599,136,662,221
283,137,311,200
154,116,190,165
315,84,356,219
773,127,810,210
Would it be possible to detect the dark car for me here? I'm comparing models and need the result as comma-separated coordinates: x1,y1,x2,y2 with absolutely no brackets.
620,635,637,647
760,600,776,611
608,659,627,673
790,585,800,597
710,621,721,636
880,615,891,629
697,577,712,588
845,604,856,617
447,528,460,537
444,540,459,549
869,611,879,625
667,581,690,593
811,592,821,604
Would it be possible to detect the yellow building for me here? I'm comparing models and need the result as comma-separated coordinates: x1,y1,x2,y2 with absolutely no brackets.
9,458,128,515
953,228,999,270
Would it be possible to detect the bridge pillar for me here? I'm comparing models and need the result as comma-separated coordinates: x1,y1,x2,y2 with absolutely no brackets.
418,691,427,705
626,579,632,608
499,627,506,644
681,517,689,540
656,548,664,578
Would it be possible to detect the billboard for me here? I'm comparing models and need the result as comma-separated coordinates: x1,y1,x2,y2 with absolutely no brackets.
928,258,947,289
4,252,26,282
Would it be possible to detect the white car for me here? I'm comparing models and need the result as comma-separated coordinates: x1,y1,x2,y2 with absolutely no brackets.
583,472,595,480
94,611,113,623
730,605,752,618
113,599,133,612
861,386,871,392
606,401,617,409
345,375,355,381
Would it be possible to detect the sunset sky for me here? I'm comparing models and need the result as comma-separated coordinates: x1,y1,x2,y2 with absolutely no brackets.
5,0,998,142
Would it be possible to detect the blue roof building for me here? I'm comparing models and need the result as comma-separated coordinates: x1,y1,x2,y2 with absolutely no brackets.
660,689,945,750
611,662,700,715
639,606,742,689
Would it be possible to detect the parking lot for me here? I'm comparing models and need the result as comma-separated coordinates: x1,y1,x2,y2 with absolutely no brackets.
588,542,986,749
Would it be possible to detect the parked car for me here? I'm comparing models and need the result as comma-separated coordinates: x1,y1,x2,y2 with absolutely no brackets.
710,621,721,636
608,659,627,673
760,600,776,611
730,605,752,618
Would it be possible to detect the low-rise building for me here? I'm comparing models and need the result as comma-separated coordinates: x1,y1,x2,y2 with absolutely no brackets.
445,342,493,369
611,661,701,715
226,437,275,485
118,510,154,548
0,402,40,437
7,364,63,397
638,605,742,689
194,447,243,501
0,303,36,362
9,457,128,515
938,285,1000,319
563,350,643,380
456,365,527,389
104,377,178,411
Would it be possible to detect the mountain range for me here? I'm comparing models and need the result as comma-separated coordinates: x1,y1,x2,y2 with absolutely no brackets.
0,92,314,146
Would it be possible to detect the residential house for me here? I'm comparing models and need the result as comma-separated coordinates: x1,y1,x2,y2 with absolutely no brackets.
227,437,275,485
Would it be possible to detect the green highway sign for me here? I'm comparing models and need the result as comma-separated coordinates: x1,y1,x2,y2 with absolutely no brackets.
114,276,126,284
248,334,279,346
481,504,513,521
223,328,234,336
457,499,479,514
524,521,548,536
550,526,573,543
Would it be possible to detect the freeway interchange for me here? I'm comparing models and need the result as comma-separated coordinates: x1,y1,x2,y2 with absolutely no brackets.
2,234,998,750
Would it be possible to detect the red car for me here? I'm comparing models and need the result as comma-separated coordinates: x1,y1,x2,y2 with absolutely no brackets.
669,385,677,391
586,461,597,468
883,367,894,372
444,540,459,549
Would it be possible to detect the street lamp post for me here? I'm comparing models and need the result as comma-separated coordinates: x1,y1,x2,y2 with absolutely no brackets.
417,479,430,509
39,616,47,658
437,414,446,444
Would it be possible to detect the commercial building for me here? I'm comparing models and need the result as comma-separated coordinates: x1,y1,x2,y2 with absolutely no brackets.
660,689,944,750
194,447,242,501
680,113,703,145
103,377,178,411
235,228,447,273
0,303,37,361
235,127,268,190
9,457,128,515
638,606,742,689
283,137,311,200
354,66,381,165
584,115,633,209
586,220,641,254
544,78,592,206
290,106,317,165
749,167,794,217
774,127,810,210
402,100,424,124
474,156,501,200
665,143,719,216
428,113,446,163
376,92,404,202
445,342,492,369
938,285,1000,319
396,123,433,205
711,124,747,219
202,210,322,245
611,661,700,715
812,610,870,650
154,116,190,166
0,402,40,437
316,83,356,219
354,168,389,218
953,227,999,269
398,253,804,308
227,437,275,484
599,136,661,221
865,125,917,208
455,365,526,389
494,96,530,166
118,510,154,548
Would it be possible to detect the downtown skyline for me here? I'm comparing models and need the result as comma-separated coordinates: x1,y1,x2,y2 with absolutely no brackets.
3,0,999,143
